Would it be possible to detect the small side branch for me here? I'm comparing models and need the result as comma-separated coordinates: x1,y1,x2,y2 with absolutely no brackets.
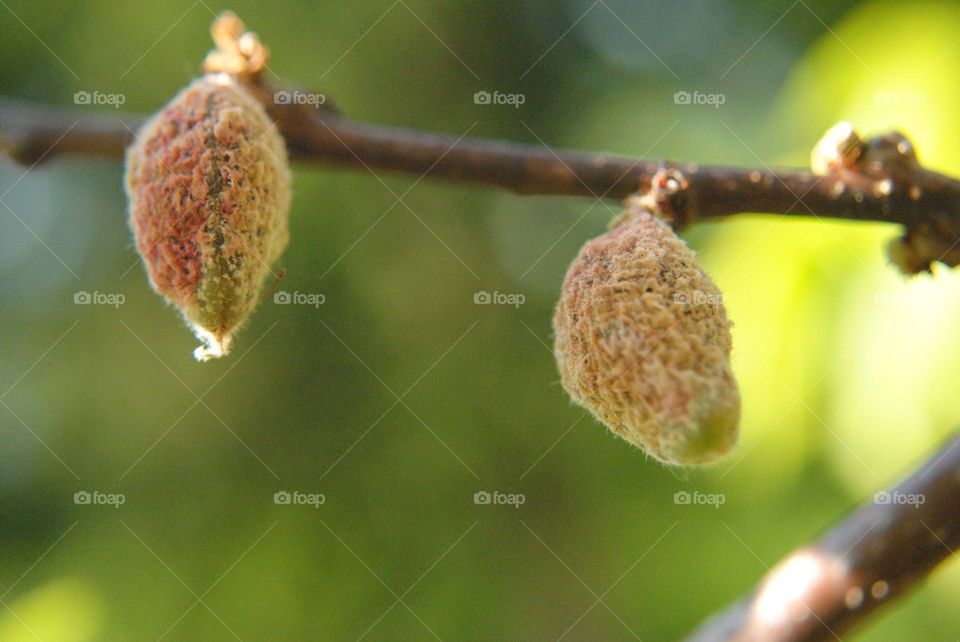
685,433,960,642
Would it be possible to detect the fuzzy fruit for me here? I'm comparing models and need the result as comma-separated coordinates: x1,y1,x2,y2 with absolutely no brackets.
125,72,290,360
553,200,740,465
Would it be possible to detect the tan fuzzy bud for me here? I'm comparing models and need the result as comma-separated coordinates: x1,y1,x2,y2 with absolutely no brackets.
125,72,290,360
553,201,740,465
811,121,862,176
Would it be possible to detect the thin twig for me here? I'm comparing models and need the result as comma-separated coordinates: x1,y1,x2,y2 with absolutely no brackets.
3,92,960,256
684,433,960,642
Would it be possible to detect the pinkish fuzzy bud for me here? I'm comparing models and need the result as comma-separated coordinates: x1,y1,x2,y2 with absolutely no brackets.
553,201,740,465
125,73,290,360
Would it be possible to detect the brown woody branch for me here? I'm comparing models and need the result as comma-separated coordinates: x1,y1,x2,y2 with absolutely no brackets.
3,89,960,272
685,433,960,642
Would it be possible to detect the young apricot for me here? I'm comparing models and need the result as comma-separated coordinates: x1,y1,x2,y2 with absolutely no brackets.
553,199,740,465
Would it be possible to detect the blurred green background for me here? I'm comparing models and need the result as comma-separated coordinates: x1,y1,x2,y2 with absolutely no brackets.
2,1,960,640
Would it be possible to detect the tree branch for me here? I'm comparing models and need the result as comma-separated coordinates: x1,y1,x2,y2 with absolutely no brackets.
3,87,960,271
684,433,960,642
0,83,960,273
0,97,139,165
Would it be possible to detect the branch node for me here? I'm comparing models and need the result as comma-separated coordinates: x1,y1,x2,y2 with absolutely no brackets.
811,122,954,275
620,165,692,229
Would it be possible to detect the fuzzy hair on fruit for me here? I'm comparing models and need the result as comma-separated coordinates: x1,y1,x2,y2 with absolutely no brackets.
126,73,290,360
553,198,740,465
